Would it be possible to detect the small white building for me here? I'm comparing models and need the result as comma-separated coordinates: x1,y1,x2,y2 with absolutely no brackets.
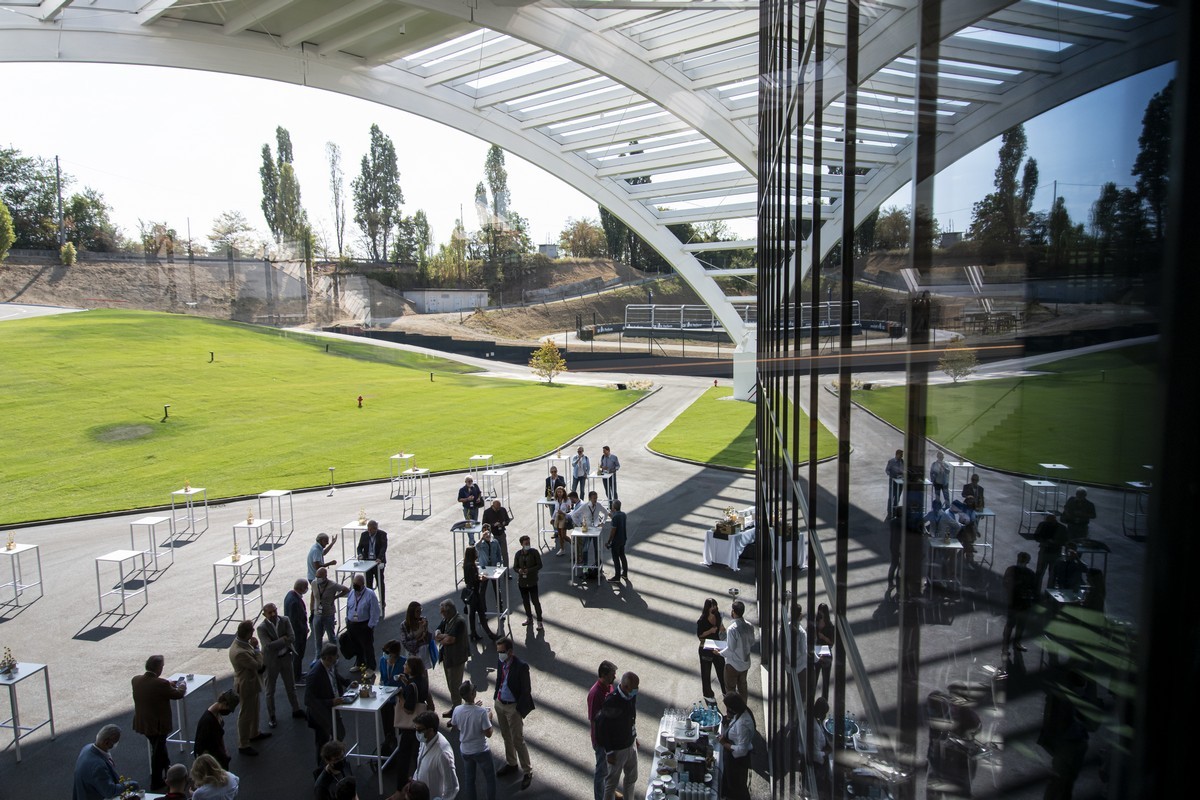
538,243,559,259
403,289,490,313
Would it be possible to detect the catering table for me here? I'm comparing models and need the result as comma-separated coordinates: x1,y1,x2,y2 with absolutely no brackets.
481,565,510,634
339,521,369,563
0,662,55,762
211,555,262,621
335,684,400,794
645,710,720,799
451,522,484,588
535,499,556,551
571,529,604,586
926,537,963,595
165,673,217,754
702,525,756,571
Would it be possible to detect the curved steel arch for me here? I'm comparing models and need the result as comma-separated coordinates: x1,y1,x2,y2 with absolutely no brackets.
0,0,761,345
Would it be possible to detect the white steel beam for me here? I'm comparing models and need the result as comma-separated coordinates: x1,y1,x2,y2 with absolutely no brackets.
39,0,72,22
280,0,386,49
138,1,179,27
224,0,298,37
317,8,424,57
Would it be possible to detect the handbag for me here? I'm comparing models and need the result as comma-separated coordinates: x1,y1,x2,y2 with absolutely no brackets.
337,630,354,660
428,638,440,669
460,585,475,605
393,686,432,731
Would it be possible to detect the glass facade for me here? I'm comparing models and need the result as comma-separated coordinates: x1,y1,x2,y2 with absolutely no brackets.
756,2,1192,798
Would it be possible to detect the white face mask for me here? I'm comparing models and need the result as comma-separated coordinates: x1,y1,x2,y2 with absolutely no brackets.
497,652,509,663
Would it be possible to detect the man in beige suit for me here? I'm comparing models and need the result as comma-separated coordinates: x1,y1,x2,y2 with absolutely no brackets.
256,603,304,728
228,619,270,756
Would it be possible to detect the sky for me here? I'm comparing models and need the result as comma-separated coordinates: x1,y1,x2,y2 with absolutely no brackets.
0,60,1176,253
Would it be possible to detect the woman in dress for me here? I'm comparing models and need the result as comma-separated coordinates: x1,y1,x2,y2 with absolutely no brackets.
696,597,727,700
399,601,431,669
190,754,239,800
378,639,406,750
552,485,573,556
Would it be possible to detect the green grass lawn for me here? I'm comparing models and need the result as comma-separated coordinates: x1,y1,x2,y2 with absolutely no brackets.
649,386,837,470
853,344,1157,486
0,310,643,523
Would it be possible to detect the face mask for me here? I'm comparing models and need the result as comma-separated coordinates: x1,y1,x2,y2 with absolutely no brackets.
498,652,509,663
523,546,532,552
630,689,639,697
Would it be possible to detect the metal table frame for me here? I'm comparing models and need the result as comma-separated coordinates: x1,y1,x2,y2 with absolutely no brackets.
95,549,150,616
258,490,295,536
1122,481,1151,538
1018,480,1059,535
570,530,604,587
481,565,510,636
340,522,369,564
165,673,217,754
233,519,276,571
212,555,263,621
535,499,556,551
0,663,55,762
130,515,174,573
0,543,44,608
335,685,400,794
170,487,209,536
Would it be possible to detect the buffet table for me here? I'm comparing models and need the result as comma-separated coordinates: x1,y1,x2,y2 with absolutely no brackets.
646,709,721,799
702,525,756,571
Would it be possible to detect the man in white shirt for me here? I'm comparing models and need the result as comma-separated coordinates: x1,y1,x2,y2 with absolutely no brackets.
413,710,459,800
345,574,381,670
570,491,608,581
599,445,621,501
723,600,755,702
451,681,495,800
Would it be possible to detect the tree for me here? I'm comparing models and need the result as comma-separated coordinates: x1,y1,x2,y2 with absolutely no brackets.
326,141,347,257
1,146,62,249
412,209,432,266
64,188,120,252
275,126,294,166
874,206,910,250
968,125,1038,253
939,340,977,383
208,210,257,255
529,340,567,384
559,217,607,257
259,144,279,241
276,162,306,241
352,124,403,263
0,199,14,261
139,220,177,258
1132,79,1173,240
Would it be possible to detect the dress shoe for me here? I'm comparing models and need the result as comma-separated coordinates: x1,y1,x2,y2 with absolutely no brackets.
292,709,307,719
521,771,533,790
608,575,622,583
250,732,272,741
497,764,518,777
238,746,259,756
267,717,277,728
522,618,533,626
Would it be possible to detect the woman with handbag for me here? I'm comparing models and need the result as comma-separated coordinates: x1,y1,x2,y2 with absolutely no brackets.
394,658,433,790
462,546,493,640
696,597,728,700
378,640,406,752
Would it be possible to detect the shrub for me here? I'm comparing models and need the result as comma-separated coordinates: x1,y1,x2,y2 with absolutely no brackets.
60,242,78,266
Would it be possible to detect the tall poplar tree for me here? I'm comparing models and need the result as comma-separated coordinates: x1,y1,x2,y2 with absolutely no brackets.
352,124,403,263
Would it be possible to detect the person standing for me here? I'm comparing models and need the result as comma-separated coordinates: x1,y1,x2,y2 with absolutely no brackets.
412,711,459,800
885,449,904,517
304,643,349,767
718,692,756,800
570,445,590,497
462,546,494,641
73,725,129,800
434,599,470,716
513,535,544,631
493,637,535,791
311,568,351,654
587,661,617,800
961,473,986,510
606,500,629,582
476,527,504,618
228,619,269,756
458,477,483,522
597,671,639,800
544,467,565,499
1034,512,1069,590
283,578,310,682
452,681,496,800
599,446,620,501
1062,488,1097,540
308,533,339,582
357,519,389,609
1002,552,1038,654
130,656,187,792
929,450,950,508
723,600,755,702
481,500,513,571
346,573,382,670
696,599,726,700
193,690,238,770
256,603,304,727
570,490,608,581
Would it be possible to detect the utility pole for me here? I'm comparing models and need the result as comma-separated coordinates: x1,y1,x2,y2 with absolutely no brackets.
55,156,65,247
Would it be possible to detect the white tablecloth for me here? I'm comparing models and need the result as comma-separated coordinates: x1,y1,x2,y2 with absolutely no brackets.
703,525,756,570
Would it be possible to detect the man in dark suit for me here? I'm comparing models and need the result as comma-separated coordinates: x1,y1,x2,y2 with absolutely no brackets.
73,724,127,800
193,690,239,770
493,636,536,790
544,466,566,499
283,578,310,683
356,519,389,608
304,643,349,767
131,655,187,791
